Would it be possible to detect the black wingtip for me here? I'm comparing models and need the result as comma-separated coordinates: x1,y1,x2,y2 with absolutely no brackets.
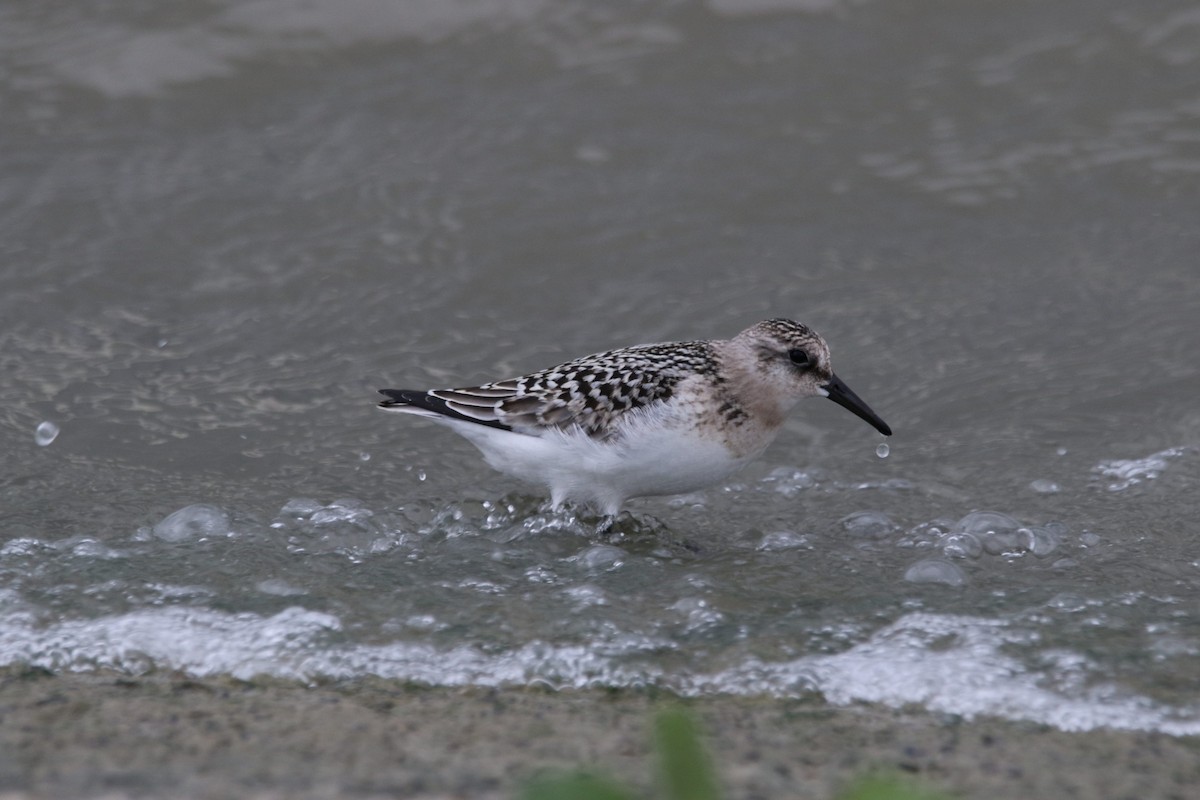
377,388,416,407
376,388,513,431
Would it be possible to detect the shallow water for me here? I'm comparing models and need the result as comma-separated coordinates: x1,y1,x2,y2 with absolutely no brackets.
3,0,1200,735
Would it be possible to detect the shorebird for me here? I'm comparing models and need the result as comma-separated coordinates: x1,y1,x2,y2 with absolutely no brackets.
378,319,891,516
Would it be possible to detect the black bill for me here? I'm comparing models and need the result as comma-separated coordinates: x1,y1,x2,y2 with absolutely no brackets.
822,374,892,436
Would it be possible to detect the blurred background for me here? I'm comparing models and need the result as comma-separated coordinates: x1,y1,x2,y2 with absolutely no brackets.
2,0,1199,734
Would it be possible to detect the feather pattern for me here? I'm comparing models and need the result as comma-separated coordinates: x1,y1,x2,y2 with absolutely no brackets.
376,319,891,515
383,340,721,439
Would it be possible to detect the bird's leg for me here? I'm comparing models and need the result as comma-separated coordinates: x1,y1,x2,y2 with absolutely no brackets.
594,514,617,536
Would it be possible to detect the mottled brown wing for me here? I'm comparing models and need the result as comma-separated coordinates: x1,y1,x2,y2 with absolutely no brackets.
417,340,717,438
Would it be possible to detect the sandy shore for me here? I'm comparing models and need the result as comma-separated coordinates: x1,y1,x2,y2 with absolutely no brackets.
1,667,1196,799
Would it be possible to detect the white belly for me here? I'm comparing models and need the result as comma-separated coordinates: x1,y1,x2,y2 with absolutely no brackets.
439,409,764,515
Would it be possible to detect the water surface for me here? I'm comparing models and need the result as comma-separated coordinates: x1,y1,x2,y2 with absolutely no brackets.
3,0,1200,735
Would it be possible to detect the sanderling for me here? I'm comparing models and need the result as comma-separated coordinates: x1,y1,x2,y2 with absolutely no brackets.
378,319,891,516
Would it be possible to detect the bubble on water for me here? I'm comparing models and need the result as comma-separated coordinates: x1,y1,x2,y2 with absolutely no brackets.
564,584,608,608
941,511,1024,558
70,539,123,560
757,530,811,551
1013,526,1060,558
941,532,983,559
417,470,427,482
762,467,819,497
839,510,898,539
1048,593,1091,612
669,596,725,633
667,492,709,509
359,452,371,461
982,530,1021,555
35,421,59,446
153,504,231,542
575,544,627,571
403,614,441,631
311,498,373,526
256,579,306,597
1,538,46,557
278,498,324,518
1029,479,1059,493
876,442,890,459
1094,447,1185,491
953,511,1020,537
904,558,966,586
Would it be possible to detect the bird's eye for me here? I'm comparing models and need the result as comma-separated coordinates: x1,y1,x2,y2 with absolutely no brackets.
788,349,811,368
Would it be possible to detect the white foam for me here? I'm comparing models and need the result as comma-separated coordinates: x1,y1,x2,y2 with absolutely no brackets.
2,607,1197,735
807,614,1200,735
1094,446,1188,491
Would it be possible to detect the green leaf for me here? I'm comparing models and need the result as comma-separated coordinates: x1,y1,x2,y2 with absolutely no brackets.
518,770,636,800
836,773,951,800
654,708,721,800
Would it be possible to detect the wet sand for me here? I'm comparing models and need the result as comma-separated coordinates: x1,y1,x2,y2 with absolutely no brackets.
1,668,1197,799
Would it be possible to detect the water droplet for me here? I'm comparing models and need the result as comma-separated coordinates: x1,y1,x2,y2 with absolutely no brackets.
417,470,427,482
875,442,890,459
359,452,371,461
1029,479,1059,493
35,421,59,446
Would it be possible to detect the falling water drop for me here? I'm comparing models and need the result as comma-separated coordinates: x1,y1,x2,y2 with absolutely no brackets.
35,421,59,446
876,442,890,459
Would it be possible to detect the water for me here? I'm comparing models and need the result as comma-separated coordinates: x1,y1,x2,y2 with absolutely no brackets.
4,0,1200,736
